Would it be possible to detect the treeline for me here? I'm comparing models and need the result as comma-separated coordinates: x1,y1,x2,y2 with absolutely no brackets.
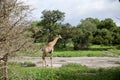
30,10,120,50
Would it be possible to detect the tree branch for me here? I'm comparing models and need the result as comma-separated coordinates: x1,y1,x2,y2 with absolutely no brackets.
0,41,27,61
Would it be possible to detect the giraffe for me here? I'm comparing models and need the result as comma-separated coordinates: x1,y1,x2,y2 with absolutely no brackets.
42,35,62,67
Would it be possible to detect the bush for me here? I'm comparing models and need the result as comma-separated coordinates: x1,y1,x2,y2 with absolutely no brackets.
9,65,120,80
21,62,36,67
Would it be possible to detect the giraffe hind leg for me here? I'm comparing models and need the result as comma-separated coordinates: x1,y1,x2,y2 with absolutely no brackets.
42,56,46,67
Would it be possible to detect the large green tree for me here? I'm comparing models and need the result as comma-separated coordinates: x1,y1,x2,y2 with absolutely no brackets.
39,10,65,42
112,27,120,44
93,18,120,45
72,27,92,50
78,18,99,33
93,29,113,45
97,18,117,30
60,23,73,48
72,18,98,50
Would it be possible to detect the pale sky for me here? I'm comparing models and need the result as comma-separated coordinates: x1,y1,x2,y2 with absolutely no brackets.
23,0,120,26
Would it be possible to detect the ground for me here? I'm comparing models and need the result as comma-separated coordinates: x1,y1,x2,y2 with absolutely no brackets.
9,56,120,68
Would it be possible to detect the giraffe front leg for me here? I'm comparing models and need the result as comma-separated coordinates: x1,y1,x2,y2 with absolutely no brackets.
50,54,53,67
42,56,46,67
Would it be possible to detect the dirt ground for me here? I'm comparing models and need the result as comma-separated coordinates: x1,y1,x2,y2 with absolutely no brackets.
9,56,120,68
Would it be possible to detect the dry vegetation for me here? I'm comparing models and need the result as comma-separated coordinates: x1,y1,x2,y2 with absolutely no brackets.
0,0,33,79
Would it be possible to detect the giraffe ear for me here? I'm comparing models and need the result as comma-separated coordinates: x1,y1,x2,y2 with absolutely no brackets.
58,34,62,39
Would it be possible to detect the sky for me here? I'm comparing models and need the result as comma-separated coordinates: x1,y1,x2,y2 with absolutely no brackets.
23,0,120,26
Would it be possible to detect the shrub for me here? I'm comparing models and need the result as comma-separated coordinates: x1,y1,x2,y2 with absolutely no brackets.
21,62,36,67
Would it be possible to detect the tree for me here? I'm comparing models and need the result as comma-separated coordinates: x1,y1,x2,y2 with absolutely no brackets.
93,29,113,45
93,18,119,45
59,23,72,48
112,27,120,44
71,27,92,50
97,18,117,30
78,18,98,33
0,0,32,79
39,10,65,42
72,18,97,50
28,21,42,42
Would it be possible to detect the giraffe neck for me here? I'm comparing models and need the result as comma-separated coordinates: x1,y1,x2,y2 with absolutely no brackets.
48,37,59,47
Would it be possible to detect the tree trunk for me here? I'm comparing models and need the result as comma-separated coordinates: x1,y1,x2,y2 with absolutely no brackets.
3,61,8,80
1,54,8,80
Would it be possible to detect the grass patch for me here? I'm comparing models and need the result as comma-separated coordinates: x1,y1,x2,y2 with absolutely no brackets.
59,60,66,62
15,44,120,57
90,45,114,49
109,49,120,55
53,50,109,57
115,61,120,64
7,63,120,80
17,49,110,57
21,61,36,67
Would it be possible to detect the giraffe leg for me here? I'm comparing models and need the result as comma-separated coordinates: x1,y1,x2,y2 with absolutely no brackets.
42,58,44,67
50,57,52,67
50,49,54,67
42,56,46,67
50,54,53,67
44,58,46,67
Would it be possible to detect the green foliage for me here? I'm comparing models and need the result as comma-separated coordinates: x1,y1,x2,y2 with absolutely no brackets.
71,18,100,50
112,27,120,44
109,49,120,55
8,63,120,80
41,10,65,23
115,61,120,64
53,50,108,57
39,10,65,42
93,29,113,45
72,27,92,50
62,63,87,69
79,18,98,32
21,62,36,67
58,23,73,48
93,18,120,45
97,18,117,30
17,43,120,57
30,10,65,43
30,14,120,49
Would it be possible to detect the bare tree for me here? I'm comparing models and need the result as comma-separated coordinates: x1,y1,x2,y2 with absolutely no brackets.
0,0,33,80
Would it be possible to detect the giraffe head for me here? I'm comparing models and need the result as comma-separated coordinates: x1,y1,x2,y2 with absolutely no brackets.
56,34,62,39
